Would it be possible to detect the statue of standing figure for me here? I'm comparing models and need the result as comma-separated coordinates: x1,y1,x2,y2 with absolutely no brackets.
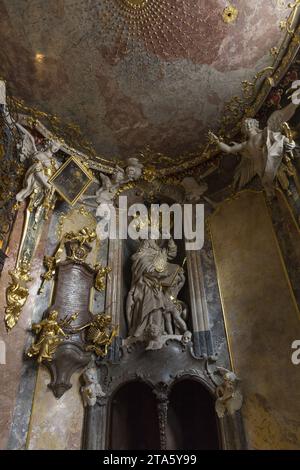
209,100,299,197
126,235,190,349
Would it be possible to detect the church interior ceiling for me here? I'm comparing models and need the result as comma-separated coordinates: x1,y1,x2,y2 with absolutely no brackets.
1,1,300,454
0,0,296,166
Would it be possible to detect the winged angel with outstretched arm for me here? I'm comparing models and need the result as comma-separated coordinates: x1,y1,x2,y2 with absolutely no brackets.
15,123,61,204
210,99,299,196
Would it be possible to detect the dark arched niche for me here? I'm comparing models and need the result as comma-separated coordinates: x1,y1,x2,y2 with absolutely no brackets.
167,379,220,450
108,381,160,450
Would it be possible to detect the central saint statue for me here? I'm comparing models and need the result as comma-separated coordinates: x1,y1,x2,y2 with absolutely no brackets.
126,236,189,346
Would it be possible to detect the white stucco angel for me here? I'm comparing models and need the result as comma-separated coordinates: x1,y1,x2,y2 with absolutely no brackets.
82,157,144,215
215,367,243,418
209,100,299,196
181,165,218,207
15,124,61,205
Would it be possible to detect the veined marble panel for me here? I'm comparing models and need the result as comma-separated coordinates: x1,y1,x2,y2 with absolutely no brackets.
210,190,300,449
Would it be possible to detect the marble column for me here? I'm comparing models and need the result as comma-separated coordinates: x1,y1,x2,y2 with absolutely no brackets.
105,210,124,362
186,248,213,357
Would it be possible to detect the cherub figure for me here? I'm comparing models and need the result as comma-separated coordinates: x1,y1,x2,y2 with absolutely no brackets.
85,314,118,357
27,310,78,363
209,100,299,197
82,166,125,214
15,128,60,206
81,365,105,407
82,157,143,209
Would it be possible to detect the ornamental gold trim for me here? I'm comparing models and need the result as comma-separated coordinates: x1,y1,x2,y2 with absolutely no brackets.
222,5,238,24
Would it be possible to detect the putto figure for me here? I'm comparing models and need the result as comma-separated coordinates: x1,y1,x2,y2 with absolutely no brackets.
15,125,61,224
82,158,144,239
82,157,144,210
209,100,298,196
27,310,78,363
215,367,243,418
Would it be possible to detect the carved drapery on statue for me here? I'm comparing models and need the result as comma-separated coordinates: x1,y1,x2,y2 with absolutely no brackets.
126,237,190,350
209,99,299,198
27,227,116,398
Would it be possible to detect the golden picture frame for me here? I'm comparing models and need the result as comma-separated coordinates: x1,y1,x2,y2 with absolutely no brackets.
49,156,94,206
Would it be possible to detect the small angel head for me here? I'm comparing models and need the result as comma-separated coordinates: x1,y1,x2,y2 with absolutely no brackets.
242,118,260,136
125,158,143,181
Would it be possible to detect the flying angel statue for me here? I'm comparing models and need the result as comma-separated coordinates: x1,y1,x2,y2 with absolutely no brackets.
209,98,299,197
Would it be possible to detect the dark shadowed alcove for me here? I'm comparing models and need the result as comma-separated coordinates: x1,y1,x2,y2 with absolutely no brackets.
108,381,160,450
167,379,220,450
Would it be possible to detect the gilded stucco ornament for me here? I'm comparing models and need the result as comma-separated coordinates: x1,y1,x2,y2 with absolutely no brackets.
220,1,300,140
31,228,115,398
222,5,238,24
4,199,51,331
277,154,300,196
215,367,243,418
38,226,111,300
126,236,190,350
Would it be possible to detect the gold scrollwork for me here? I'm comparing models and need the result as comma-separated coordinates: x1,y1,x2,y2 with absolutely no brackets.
38,256,57,294
4,257,32,331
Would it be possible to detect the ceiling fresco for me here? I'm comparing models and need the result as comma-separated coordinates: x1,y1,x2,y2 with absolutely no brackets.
0,0,291,160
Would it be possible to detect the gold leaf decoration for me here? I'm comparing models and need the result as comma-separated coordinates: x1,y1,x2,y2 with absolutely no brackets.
222,5,238,24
